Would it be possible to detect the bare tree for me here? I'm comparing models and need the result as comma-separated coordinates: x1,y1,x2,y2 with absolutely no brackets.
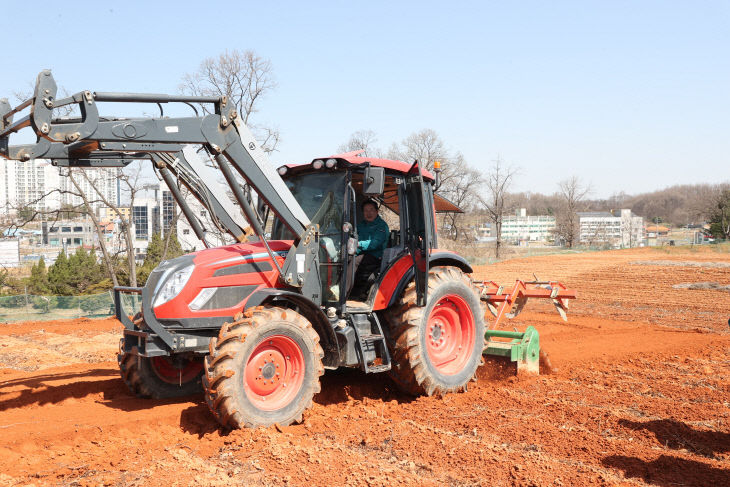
181,49,279,152
438,153,483,240
619,211,642,248
390,129,447,171
337,130,379,157
65,169,119,286
555,176,591,248
338,128,483,241
391,130,470,201
80,162,154,287
584,220,609,248
478,156,517,259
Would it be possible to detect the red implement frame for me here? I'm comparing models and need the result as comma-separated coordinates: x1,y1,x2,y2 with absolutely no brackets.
478,280,577,328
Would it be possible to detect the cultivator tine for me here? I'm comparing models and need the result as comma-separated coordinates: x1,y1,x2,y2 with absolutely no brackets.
552,299,568,321
505,295,527,319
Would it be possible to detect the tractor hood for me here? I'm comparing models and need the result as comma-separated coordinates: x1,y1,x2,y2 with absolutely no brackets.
188,240,292,268
148,240,292,324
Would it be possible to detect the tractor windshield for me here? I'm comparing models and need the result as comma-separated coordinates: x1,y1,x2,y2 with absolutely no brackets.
272,171,345,238
271,171,346,303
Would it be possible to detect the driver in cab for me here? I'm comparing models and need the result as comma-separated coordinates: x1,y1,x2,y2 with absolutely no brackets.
350,199,389,300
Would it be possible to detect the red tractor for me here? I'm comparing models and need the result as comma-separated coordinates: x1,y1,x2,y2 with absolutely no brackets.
118,151,485,428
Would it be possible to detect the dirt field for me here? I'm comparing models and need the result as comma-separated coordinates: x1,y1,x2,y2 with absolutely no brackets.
0,246,728,486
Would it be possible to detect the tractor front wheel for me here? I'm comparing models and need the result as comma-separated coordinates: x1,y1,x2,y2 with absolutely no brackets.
203,306,324,429
117,342,204,398
385,266,485,396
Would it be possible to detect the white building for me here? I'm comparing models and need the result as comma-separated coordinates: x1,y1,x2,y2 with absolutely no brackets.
112,180,244,259
45,220,96,249
0,159,118,217
58,167,120,214
500,208,556,244
578,209,644,248
157,183,204,252
130,196,160,259
0,239,20,268
0,159,62,216
176,198,209,252
157,182,239,253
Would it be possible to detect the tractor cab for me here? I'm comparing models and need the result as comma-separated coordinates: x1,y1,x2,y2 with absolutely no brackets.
267,151,445,311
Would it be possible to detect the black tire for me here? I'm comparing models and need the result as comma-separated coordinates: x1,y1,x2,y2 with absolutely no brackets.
203,306,324,429
117,340,204,399
385,266,485,396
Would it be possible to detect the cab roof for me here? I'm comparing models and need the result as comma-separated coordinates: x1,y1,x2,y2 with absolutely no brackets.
327,150,436,181
281,150,435,181
279,150,462,213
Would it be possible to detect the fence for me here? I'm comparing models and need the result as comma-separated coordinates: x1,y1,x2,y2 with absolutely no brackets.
0,291,141,323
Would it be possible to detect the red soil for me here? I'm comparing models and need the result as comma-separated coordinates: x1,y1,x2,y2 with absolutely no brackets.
0,246,728,486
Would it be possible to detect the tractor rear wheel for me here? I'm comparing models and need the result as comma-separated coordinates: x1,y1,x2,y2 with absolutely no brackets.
385,266,485,396
117,341,204,398
203,306,324,429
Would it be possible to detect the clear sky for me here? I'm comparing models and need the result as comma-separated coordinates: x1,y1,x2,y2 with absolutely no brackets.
3,1,729,198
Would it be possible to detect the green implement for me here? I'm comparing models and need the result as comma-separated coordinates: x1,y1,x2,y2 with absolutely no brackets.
483,326,540,375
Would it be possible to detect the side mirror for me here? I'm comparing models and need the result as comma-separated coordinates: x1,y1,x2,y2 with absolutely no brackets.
363,165,384,196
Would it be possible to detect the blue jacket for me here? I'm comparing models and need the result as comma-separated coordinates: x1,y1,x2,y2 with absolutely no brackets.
356,215,389,259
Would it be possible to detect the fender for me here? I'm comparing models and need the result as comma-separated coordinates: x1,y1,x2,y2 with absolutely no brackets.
372,251,473,310
245,288,339,365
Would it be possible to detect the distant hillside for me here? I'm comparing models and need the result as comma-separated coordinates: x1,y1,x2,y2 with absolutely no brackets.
507,183,728,227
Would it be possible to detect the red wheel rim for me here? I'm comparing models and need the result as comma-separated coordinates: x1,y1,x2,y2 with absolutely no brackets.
425,294,475,375
151,356,203,384
244,335,305,411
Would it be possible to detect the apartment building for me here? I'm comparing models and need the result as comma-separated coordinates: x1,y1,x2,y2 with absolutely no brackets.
500,208,556,244
0,159,61,215
0,159,119,217
578,209,644,248
58,167,120,213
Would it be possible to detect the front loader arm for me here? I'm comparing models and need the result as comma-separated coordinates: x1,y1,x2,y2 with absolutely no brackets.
1,70,320,294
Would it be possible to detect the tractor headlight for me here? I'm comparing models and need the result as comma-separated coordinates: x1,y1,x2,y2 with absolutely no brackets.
153,264,194,308
312,159,324,169
325,158,337,168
